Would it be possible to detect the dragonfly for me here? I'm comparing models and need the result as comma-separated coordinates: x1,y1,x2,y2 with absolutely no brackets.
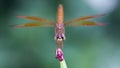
13,4,105,48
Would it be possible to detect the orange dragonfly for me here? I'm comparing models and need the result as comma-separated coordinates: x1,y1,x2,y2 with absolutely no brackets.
13,4,105,48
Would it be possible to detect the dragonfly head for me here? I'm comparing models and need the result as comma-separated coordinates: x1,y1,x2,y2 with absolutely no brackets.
56,34,65,41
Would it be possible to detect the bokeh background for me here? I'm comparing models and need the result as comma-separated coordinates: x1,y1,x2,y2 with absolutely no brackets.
1,0,120,68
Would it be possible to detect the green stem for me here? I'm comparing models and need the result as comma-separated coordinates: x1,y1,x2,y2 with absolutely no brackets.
60,60,67,68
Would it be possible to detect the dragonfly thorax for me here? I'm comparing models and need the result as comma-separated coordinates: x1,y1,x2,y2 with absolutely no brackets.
56,23,64,29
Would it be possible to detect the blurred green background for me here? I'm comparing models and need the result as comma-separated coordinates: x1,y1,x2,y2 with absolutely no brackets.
1,0,120,68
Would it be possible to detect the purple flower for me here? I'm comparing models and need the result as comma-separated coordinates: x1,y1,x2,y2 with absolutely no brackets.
56,48,64,61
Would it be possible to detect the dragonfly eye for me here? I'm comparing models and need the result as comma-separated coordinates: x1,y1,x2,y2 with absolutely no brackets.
56,35,64,40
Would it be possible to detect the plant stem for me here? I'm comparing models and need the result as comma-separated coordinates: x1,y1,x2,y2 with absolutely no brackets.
60,60,67,68
56,48,67,68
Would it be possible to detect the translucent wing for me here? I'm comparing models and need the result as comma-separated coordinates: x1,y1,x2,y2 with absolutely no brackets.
11,22,54,28
65,21,106,26
17,16,54,24
65,14,105,25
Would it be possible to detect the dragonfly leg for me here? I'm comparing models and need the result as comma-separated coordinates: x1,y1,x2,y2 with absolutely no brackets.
55,34,64,48
56,39,63,49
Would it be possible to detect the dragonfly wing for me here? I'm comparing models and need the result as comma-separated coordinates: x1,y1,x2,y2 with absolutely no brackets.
11,22,54,28
65,21,106,26
17,16,54,23
65,14,105,25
